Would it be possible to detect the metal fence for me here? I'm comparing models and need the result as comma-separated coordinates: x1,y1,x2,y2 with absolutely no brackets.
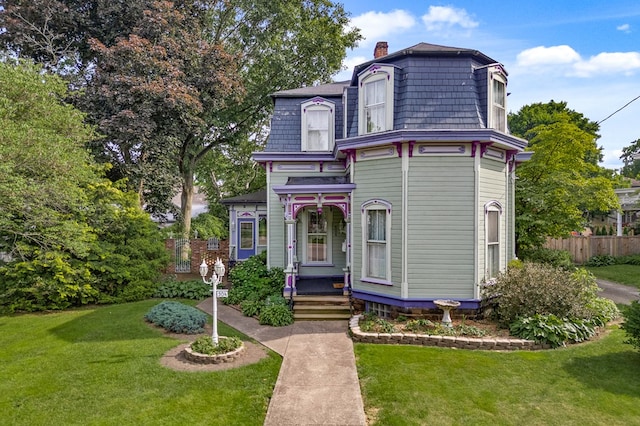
544,236,640,264
174,238,191,272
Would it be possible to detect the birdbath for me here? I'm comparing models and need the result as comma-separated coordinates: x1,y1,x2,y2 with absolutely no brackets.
434,299,461,328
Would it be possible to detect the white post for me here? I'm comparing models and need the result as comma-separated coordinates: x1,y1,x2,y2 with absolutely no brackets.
200,258,226,345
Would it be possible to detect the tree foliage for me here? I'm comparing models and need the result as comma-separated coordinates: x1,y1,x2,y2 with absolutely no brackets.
0,60,167,312
509,102,619,251
1,0,362,237
620,139,640,179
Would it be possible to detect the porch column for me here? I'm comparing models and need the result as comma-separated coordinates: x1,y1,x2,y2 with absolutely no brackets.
343,217,351,295
284,218,297,296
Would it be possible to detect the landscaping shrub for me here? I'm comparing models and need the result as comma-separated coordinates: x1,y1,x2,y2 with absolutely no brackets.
190,335,242,355
259,304,294,326
240,299,263,317
483,263,599,326
225,252,291,325
585,255,617,267
518,247,574,270
621,301,640,350
144,301,206,334
153,278,211,300
585,297,620,327
509,314,597,348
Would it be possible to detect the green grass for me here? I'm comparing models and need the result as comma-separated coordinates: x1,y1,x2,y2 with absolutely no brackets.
585,264,640,289
356,326,640,425
0,299,281,425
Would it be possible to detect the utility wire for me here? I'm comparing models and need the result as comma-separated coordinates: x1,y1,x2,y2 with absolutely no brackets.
597,94,640,124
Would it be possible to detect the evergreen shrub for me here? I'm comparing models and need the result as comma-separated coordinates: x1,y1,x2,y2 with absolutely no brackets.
144,301,206,334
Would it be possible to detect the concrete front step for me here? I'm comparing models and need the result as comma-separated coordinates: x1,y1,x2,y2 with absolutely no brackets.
293,295,351,321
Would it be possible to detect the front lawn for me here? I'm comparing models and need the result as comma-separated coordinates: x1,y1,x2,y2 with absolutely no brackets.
0,300,281,425
586,264,640,289
356,326,640,425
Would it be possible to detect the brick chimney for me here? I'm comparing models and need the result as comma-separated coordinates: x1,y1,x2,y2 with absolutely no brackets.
374,41,388,59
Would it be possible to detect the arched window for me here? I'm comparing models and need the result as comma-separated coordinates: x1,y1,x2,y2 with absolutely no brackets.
301,98,335,151
361,199,392,283
358,65,394,135
485,201,503,279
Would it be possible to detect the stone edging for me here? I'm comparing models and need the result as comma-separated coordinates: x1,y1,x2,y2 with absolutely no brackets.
348,315,550,351
182,340,246,364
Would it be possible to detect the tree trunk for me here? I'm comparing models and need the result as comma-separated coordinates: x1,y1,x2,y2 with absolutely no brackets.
181,165,195,238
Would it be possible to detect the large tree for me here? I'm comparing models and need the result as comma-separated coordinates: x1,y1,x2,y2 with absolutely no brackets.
620,139,640,179
1,0,361,237
0,60,168,312
509,101,620,252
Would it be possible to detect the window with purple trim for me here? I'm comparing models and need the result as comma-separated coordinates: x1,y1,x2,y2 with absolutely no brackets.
358,65,394,135
301,99,334,152
362,200,391,282
489,70,507,132
485,201,503,279
302,209,332,264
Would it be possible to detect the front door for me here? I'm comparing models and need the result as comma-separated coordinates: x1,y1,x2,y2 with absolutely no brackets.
237,219,255,260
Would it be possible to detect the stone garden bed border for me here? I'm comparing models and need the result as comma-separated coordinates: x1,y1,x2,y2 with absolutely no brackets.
182,338,246,364
348,314,551,351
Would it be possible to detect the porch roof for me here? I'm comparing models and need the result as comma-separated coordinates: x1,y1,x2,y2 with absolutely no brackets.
272,176,355,195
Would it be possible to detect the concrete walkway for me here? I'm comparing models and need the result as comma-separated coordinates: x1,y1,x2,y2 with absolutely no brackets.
196,300,367,426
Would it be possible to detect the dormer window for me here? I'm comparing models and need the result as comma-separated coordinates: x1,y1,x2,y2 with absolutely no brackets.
358,64,394,135
301,98,335,151
489,68,507,132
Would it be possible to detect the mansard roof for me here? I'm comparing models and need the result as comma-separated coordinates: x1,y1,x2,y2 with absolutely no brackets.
271,81,349,98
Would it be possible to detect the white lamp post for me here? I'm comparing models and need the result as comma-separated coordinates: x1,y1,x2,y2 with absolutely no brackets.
199,257,226,344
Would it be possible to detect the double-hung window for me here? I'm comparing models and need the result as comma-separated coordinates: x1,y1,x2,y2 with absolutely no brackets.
358,65,394,135
362,200,391,283
301,99,334,151
485,202,503,279
303,209,331,264
489,69,507,132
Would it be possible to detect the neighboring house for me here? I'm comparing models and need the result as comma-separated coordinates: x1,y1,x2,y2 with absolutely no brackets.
595,180,640,235
252,42,528,314
221,189,268,262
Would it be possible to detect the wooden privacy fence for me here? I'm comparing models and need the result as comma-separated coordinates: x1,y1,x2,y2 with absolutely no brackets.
544,236,640,264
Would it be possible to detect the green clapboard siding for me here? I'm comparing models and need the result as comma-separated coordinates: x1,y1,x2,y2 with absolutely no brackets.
406,156,475,298
352,157,403,298
478,158,508,282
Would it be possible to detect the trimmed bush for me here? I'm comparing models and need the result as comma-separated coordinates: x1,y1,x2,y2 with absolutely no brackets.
622,301,640,350
144,301,206,334
153,278,211,300
483,263,599,325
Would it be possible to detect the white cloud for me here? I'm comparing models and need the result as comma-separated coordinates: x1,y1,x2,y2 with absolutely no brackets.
421,6,478,32
350,10,415,46
572,52,640,77
515,45,640,77
617,23,631,33
516,45,581,67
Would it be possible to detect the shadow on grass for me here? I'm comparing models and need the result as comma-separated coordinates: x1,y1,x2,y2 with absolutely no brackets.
49,301,170,343
563,350,640,396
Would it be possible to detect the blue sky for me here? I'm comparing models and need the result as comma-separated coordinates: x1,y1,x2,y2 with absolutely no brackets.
336,1,640,170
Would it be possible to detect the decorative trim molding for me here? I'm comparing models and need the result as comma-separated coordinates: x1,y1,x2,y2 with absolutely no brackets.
416,144,467,156
275,163,317,172
358,146,396,161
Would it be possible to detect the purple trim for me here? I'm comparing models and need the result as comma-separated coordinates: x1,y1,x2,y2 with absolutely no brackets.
337,129,527,153
294,196,316,201
273,184,356,195
409,141,416,157
352,289,480,310
481,142,494,157
394,142,402,157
